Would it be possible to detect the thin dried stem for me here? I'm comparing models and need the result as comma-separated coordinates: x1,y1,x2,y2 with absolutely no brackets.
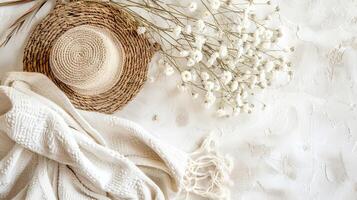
0,0,47,47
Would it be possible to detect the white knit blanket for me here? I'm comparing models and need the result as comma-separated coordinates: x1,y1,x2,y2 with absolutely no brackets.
0,72,231,200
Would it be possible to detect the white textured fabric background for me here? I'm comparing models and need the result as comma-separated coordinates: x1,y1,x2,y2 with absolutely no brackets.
1,0,357,199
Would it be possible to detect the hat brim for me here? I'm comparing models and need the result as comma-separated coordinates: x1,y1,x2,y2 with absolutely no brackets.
23,1,157,114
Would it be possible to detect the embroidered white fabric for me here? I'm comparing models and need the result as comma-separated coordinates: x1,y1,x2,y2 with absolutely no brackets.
0,72,232,200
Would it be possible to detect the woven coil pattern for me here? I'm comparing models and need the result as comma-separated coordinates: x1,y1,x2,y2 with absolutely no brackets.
50,25,108,87
23,0,157,113
50,25,125,95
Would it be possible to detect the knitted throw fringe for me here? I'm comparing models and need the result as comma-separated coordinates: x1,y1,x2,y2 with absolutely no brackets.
183,134,233,200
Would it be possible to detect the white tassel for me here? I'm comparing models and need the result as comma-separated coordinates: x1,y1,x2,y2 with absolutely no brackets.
182,133,233,200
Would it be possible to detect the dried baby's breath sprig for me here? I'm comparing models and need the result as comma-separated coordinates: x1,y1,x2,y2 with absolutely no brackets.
111,0,293,117
0,0,293,117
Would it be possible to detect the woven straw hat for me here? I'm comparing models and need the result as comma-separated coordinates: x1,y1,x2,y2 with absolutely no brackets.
23,0,158,114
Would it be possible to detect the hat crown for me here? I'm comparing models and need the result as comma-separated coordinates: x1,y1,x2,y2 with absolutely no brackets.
50,25,124,95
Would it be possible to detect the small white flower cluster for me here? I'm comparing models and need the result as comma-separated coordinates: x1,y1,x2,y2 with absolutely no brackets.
136,26,146,35
131,0,293,117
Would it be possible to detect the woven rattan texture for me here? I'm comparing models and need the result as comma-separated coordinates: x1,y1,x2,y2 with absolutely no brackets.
23,0,157,114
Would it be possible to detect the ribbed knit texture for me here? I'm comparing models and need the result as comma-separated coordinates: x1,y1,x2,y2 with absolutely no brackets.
0,72,188,199
0,72,232,200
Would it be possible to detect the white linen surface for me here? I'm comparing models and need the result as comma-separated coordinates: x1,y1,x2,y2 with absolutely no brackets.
1,0,357,199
